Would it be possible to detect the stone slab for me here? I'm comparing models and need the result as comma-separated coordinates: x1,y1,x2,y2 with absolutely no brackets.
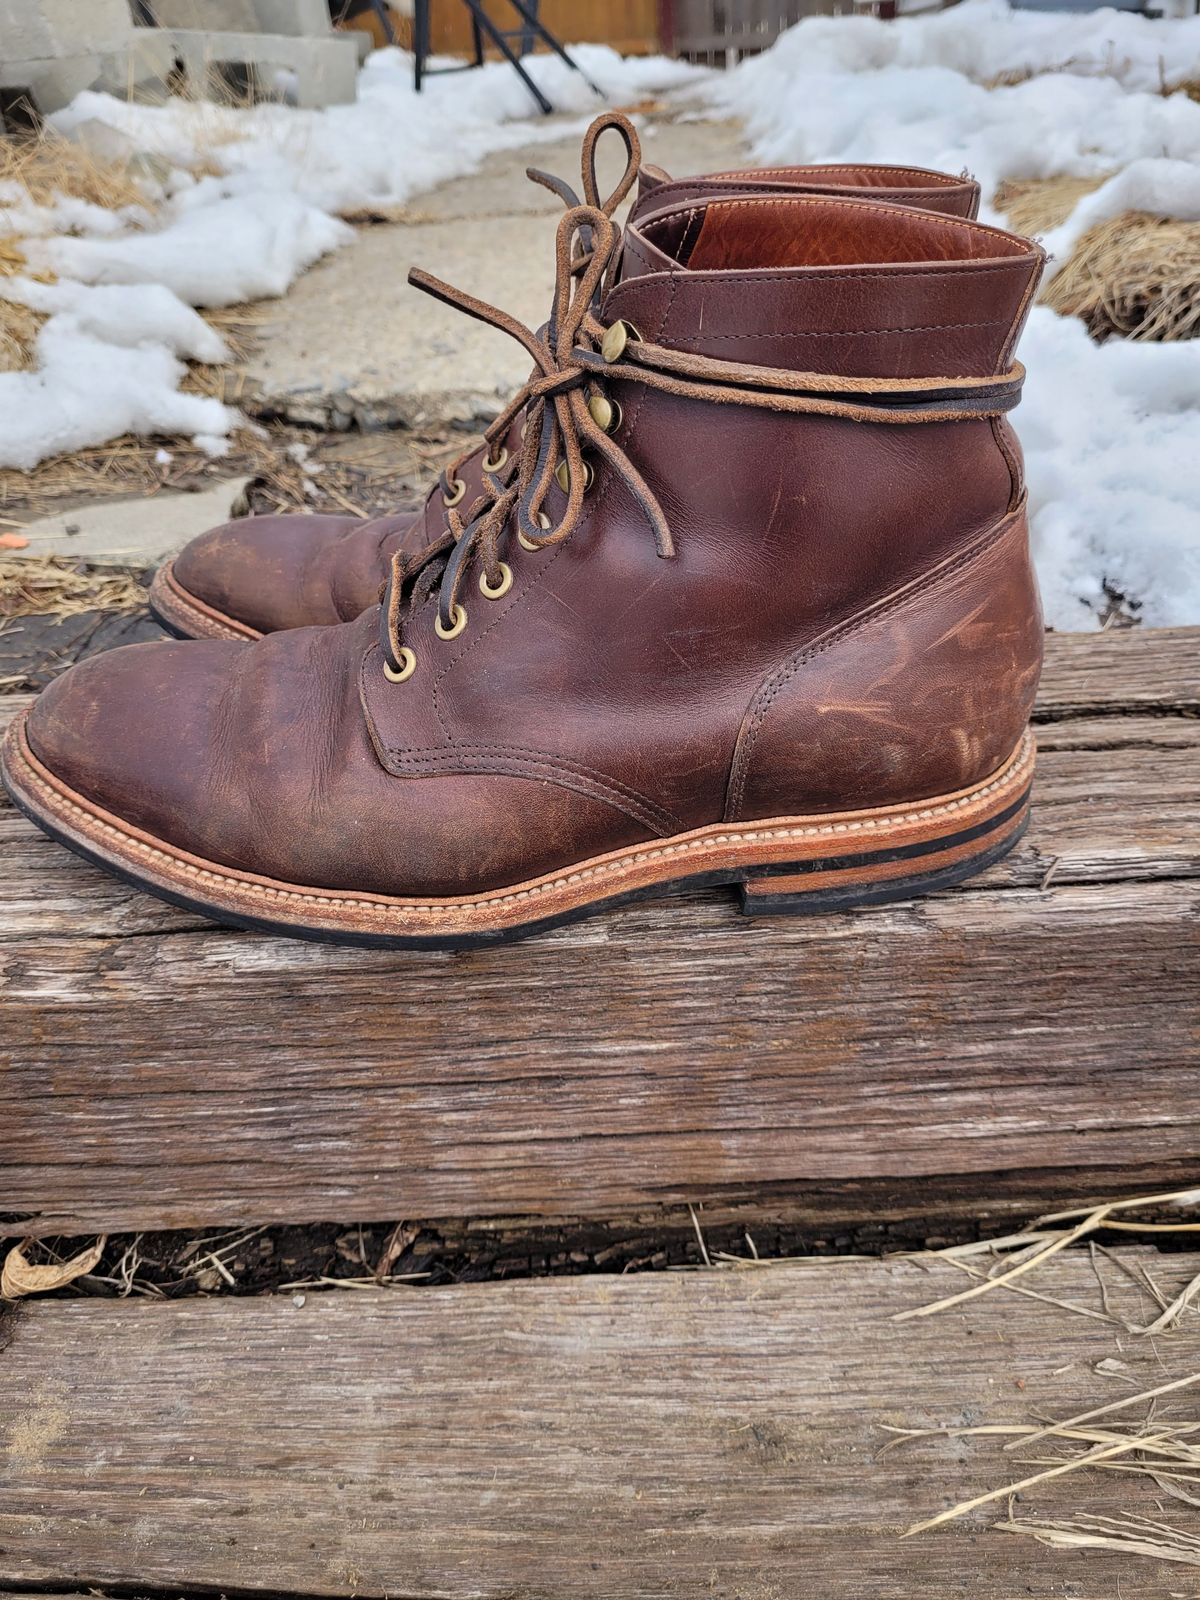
146,0,335,34
9,477,250,565
0,0,133,59
165,26,359,106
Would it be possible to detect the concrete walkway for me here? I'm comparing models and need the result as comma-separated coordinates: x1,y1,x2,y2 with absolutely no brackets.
244,112,747,430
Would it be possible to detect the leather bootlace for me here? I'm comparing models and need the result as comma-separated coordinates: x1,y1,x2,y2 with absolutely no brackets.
380,119,1027,680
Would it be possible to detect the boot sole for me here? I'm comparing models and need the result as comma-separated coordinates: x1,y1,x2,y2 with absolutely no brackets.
2,712,1034,949
148,561,264,643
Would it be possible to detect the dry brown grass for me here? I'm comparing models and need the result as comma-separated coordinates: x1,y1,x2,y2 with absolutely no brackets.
0,129,160,374
0,292,42,374
997,173,1200,342
0,555,147,622
1046,212,1200,342
0,130,151,216
995,174,1109,234
0,429,274,518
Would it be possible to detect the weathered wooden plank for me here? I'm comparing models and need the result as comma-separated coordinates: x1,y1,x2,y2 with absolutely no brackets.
3,878,1197,1232
1,628,1197,1236
1,1251,1194,1597
1040,623,1199,714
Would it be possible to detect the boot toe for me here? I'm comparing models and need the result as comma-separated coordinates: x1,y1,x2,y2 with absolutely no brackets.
24,638,245,852
169,508,426,637
170,513,360,635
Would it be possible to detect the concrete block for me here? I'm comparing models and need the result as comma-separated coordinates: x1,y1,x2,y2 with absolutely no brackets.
0,56,104,115
0,0,135,58
146,0,333,34
249,0,334,35
0,0,178,112
145,0,260,28
93,31,178,97
166,28,359,106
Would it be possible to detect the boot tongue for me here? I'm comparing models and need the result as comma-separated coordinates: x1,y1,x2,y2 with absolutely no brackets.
609,193,1042,380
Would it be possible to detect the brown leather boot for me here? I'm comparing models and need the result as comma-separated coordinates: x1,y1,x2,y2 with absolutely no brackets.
148,119,981,642
4,187,1043,947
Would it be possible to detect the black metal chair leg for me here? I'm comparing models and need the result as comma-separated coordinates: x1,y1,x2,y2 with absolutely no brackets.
369,0,396,45
504,0,605,96
413,0,428,90
461,0,554,114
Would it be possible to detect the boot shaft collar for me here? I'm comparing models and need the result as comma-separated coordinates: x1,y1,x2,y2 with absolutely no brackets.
612,192,1043,379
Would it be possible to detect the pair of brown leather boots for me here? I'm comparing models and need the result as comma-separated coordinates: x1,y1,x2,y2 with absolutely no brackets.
2,115,1046,948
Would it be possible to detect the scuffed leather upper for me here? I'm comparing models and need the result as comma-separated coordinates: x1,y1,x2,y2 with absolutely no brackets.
30,194,1044,897
171,159,987,637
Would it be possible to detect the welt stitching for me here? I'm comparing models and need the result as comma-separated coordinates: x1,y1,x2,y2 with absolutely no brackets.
14,729,1031,921
728,513,1019,817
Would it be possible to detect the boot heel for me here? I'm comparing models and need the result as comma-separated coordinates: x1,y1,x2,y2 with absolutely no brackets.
737,756,1032,918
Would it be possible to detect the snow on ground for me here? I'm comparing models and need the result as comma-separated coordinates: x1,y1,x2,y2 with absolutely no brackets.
0,46,700,470
2,7,1198,625
712,0,1200,627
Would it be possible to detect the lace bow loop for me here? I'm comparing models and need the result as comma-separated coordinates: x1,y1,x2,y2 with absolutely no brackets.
380,193,673,677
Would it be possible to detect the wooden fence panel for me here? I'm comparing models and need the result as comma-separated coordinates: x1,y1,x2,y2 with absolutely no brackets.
669,0,854,64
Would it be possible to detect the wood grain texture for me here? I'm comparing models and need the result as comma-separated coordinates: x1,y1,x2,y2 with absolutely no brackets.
1,1251,1197,1597
1040,623,1199,714
1,627,1198,1235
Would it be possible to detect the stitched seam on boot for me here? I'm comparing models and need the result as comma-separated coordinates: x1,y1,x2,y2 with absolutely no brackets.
666,318,1011,342
724,507,1024,821
608,262,1031,301
999,250,1044,371
10,725,1031,920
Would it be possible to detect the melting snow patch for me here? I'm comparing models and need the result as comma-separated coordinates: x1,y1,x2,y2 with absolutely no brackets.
0,45,701,471
710,0,1200,626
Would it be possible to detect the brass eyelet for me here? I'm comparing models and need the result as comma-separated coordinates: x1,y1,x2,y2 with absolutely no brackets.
555,458,594,494
601,319,640,363
383,647,416,683
517,512,551,553
588,393,622,434
479,561,513,600
434,604,468,641
442,477,466,508
482,445,508,473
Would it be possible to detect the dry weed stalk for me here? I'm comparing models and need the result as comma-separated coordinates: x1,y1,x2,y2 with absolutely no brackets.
894,1185,1200,1324
895,1184,1200,1556
995,1512,1200,1566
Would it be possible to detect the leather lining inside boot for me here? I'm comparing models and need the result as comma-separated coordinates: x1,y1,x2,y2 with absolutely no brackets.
649,196,1029,271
